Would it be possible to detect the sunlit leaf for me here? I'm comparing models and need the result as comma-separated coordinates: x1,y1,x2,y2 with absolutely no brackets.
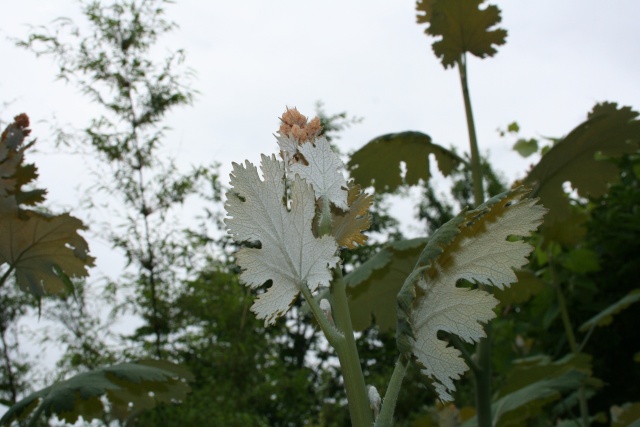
347,131,463,193
345,237,429,331
0,360,193,425
331,182,373,249
0,210,94,296
579,289,640,332
290,136,348,210
416,0,507,68
523,102,640,226
397,188,546,401
224,155,339,325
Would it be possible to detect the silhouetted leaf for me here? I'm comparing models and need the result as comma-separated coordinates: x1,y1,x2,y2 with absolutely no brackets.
523,102,640,226
416,0,507,68
347,131,463,193
0,211,94,296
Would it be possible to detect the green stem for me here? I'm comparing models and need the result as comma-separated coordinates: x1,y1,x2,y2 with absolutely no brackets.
457,53,484,207
330,268,373,427
375,355,409,427
457,52,492,427
550,257,590,427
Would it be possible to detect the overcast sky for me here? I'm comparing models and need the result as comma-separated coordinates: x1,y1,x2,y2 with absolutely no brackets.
0,0,639,400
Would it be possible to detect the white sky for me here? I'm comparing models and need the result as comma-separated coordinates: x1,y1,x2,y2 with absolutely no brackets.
0,0,639,409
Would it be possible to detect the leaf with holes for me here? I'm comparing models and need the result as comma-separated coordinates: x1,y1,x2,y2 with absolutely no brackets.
347,131,463,193
416,0,507,68
0,360,193,425
224,154,339,325
397,188,546,401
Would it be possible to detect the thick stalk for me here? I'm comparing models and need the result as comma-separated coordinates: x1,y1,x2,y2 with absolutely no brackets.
330,268,373,427
375,355,409,427
550,257,590,426
457,53,492,427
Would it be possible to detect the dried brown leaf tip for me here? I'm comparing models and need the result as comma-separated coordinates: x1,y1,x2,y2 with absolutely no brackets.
279,107,322,143
1,113,31,144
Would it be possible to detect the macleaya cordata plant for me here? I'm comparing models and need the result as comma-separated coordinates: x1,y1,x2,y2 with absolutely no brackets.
224,108,546,426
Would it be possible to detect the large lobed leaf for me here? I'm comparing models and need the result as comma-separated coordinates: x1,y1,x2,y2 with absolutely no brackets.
523,102,640,226
0,360,193,425
347,131,463,193
0,211,94,296
416,0,507,68
397,188,546,401
224,154,339,325
0,114,93,296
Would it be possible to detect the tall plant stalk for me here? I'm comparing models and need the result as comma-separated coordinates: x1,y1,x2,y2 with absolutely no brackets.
549,253,591,426
457,52,492,427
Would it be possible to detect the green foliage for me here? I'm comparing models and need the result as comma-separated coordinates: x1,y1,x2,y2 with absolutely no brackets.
512,138,539,158
347,131,463,193
0,115,94,297
345,237,428,331
0,360,192,426
396,188,546,401
579,289,640,332
523,102,640,226
416,0,507,68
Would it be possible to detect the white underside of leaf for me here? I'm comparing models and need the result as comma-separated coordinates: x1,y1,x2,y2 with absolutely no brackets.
225,154,339,325
291,137,348,210
409,194,546,401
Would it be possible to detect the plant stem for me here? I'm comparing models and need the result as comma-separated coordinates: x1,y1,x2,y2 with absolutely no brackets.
330,267,373,427
375,355,409,427
550,256,590,427
457,53,484,207
457,52,492,427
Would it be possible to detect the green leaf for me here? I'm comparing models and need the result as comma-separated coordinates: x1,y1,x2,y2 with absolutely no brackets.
0,114,46,213
561,248,601,274
507,122,520,133
523,102,640,226
397,188,546,401
612,402,640,427
0,211,94,296
513,138,538,158
416,0,507,68
463,353,592,427
579,289,640,332
347,131,463,193
0,360,193,425
345,237,429,331
493,270,546,305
